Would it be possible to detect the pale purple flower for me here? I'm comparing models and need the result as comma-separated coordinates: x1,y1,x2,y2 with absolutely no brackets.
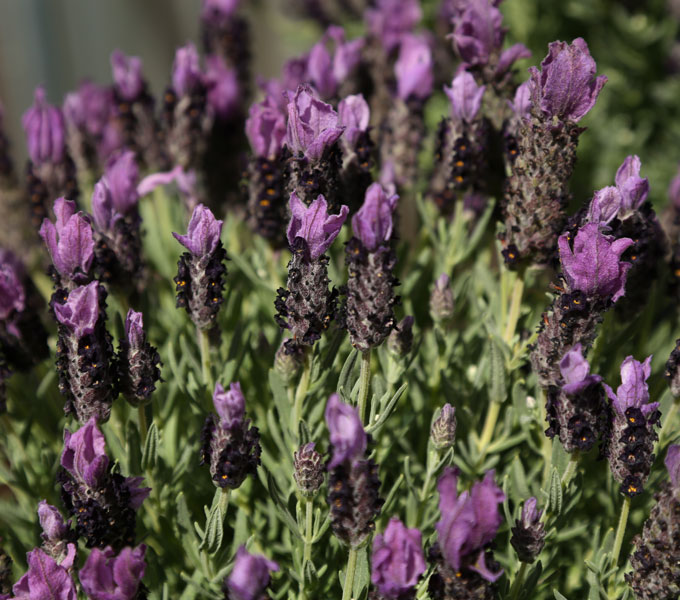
338,94,370,147
450,0,502,66
63,80,114,138
587,186,621,226
137,165,198,208
307,39,336,100
287,193,349,259
520,497,542,527
325,393,367,469
528,38,607,122
22,87,66,165
173,204,223,256
0,261,25,320
615,155,649,214
559,343,602,395
245,96,287,159
604,355,658,417
285,85,344,161
366,0,422,53
226,546,279,600
496,43,532,75
10,548,77,600
307,26,364,99
110,50,144,101
91,180,117,232
665,444,680,489
172,43,203,97
444,71,485,123
371,518,426,598
435,467,505,582
37,501,69,544
395,34,434,101
39,198,95,281
61,416,109,489
79,545,146,600
205,55,240,120
125,309,145,348
557,223,633,302
352,183,399,251
509,80,531,119
53,282,100,338
213,382,245,429
330,27,364,84
106,150,140,215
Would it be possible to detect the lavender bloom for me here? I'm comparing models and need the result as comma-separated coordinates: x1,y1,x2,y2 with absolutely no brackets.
205,55,240,120
39,198,94,286
111,50,144,101
338,94,370,147
172,43,203,97
366,0,421,53
245,96,287,159
394,34,434,101
371,518,426,598
558,224,634,303
106,151,140,215
287,192,349,260
22,87,66,166
59,418,150,550
200,381,261,489
509,80,532,120
352,183,398,252
173,205,228,330
9,548,76,600
38,501,70,544
433,468,504,584
626,444,680,598
604,355,659,497
445,71,485,123
118,309,161,405
529,38,607,123
560,343,602,395
307,26,364,99
285,85,344,161
293,442,324,497
510,497,545,563
53,281,100,339
225,546,279,600
79,545,146,600
325,393,367,469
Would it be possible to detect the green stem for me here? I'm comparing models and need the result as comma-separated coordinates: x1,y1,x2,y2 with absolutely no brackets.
219,488,230,523
503,276,524,345
341,547,358,600
138,405,148,444
477,401,501,459
303,498,314,562
561,451,579,487
509,562,528,600
611,495,631,567
199,328,212,390
293,352,311,435
358,350,371,425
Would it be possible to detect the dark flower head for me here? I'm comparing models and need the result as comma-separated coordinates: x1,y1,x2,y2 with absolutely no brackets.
559,343,602,395
285,84,344,161
245,96,287,159
604,355,658,417
226,546,279,600
105,151,139,215
666,444,680,490
9,548,76,600
0,261,25,321
213,382,245,429
172,43,203,97
338,94,370,147
366,0,421,53
445,70,485,123
286,192,349,259
352,183,399,251
22,86,66,165
394,34,434,101
435,467,505,582
53,282,100,338
61,416,109,489
371,517,426,598
205,55,240,120
39,198,95,281
325,393,367,469
79,545,146,600
201,0,239,22
63,80,114,138
557,223,633,302
110,50,144,101
173,204,223,256
528,38,607,122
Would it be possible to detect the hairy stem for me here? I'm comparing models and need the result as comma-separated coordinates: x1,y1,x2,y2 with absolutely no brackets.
509,562,528,600
358,350,371,425
199,328,212,391
341,547,358,600
293,351,311,437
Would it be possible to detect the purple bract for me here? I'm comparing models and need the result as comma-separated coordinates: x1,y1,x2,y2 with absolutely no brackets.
445,71,485,123
213,382,245,429
79,545,146,600
53,282,100,338
173,204,223,257
352,183,399,251
394,34,434,101
22,86,66,165
226,546,279,600
325,393,367,470
559,344,602,395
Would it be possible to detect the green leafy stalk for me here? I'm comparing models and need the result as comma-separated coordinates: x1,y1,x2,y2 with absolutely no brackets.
357,350,371,425
341,547,358,600
199,327,213,391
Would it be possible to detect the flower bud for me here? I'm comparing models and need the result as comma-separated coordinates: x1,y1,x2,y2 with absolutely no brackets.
510,497,545,563
293,442,324,497
273,341,304,384
430,404,456,450
387,316,414,357
430,274,454,323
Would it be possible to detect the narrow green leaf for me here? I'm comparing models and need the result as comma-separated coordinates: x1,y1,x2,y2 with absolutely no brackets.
337,349,359,400
549,468,563,516
141,421,159,471
488,338,507,404
365,383,408,434
352,546,369,599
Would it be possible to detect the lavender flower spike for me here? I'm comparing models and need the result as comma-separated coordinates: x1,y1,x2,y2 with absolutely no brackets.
325,393,367,469
371,518,426,598
558,223,634,303
9,548,76,600
445,71,485,124
287,192,349,260
510,497,545,563
22,87,66,166
118,309,161,405
173,204,223,257
226,546,279,600
79,545,146,600
351,183,398,252
529,38,607,123
394,34,434,102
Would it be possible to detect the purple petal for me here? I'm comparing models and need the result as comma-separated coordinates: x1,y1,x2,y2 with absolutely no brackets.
587,186,622,225
53,282,100,338
245,96,287,158
325,393,366,469
227,546,279,600
172,43,203,97
496,43,531,75
19,548,76,600
213,382,246,429
286,193,349,259
395,34,434,101
172,204,223,256
351,183,399,250
61,416,109,488
665,445,680,489
444,71,485,123
105,151,140,215
125,309,145,348
111,50,144,101
205,55,240,120
615,155,649,213
338,94,370,147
